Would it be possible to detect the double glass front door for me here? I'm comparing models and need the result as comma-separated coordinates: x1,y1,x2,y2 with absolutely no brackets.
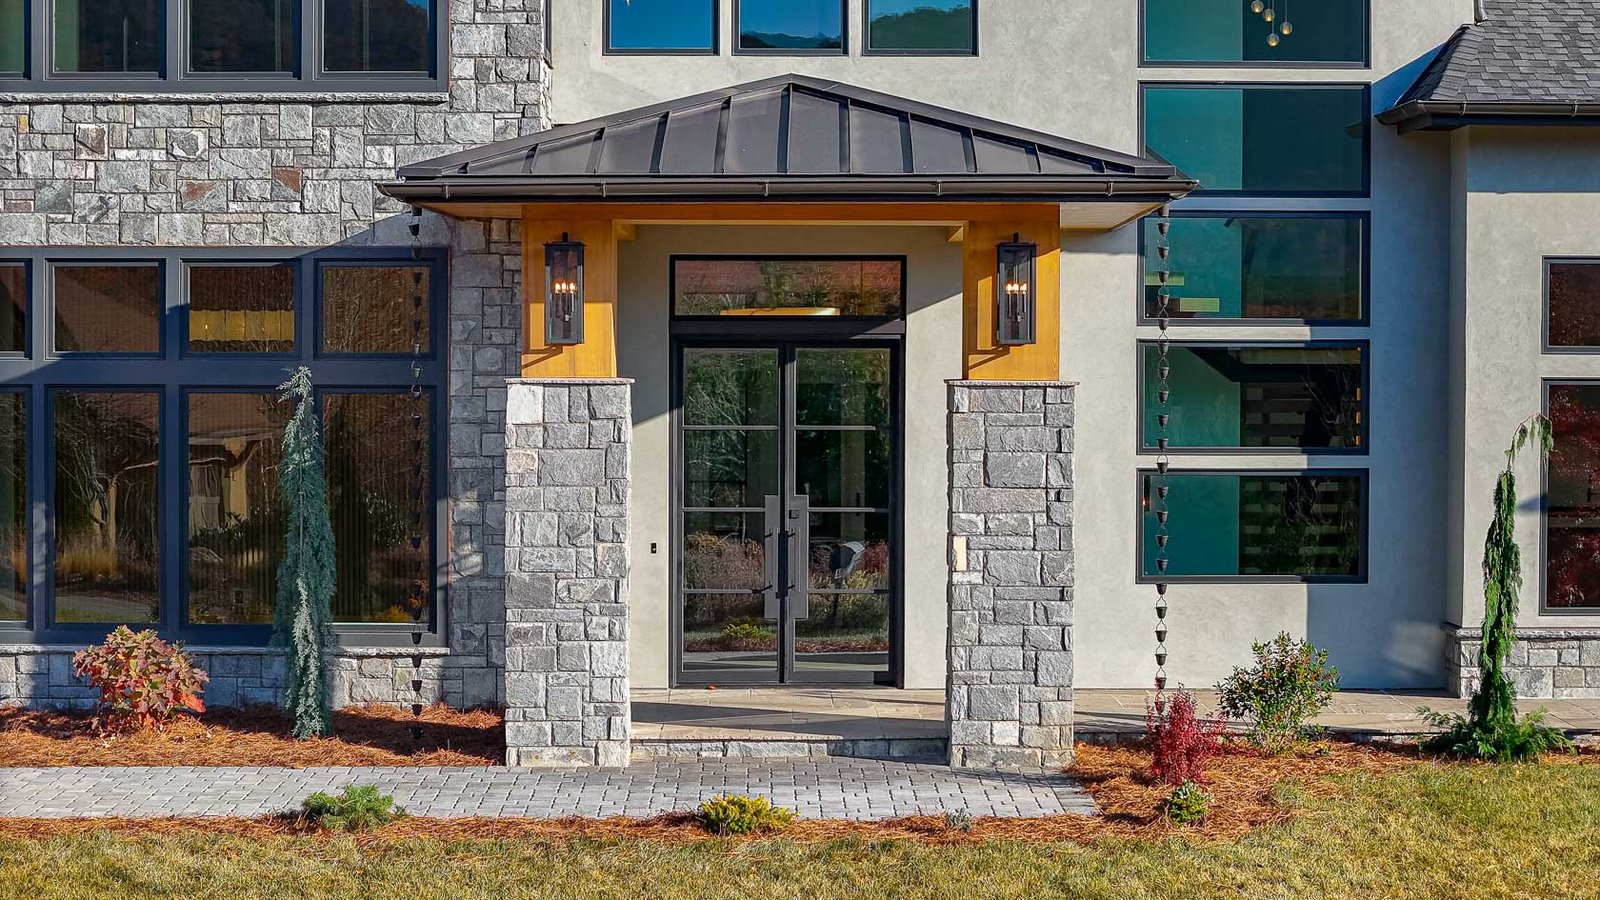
677,344,897,684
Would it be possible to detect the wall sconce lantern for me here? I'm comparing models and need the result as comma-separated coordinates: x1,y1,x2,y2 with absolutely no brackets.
996,235,1037,346
544,234,585,345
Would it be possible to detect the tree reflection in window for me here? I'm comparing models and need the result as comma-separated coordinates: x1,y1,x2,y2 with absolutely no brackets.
0,393,23,621
1547,383,1600,608
54,391,161,623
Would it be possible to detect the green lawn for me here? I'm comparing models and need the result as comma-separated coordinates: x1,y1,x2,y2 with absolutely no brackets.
2,764,1598,899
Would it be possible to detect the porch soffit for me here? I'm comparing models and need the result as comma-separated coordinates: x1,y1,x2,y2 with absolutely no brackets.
379,74,1193,218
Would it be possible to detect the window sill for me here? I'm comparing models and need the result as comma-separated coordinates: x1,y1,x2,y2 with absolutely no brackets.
0,90,451,105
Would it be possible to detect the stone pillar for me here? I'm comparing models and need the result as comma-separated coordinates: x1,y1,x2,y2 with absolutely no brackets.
502,378,632,767
947,381,1076,769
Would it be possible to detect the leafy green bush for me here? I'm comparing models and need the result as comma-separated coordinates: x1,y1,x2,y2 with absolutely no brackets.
1216,632,1339,752
697,794,795,836
1163,780,1210,826
300,786,407,832
1419,707,1572,762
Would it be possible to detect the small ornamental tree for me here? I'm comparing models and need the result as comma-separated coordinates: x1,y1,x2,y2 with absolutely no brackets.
1145,689,1227,786
1423,415,1572,761
272,367,337,739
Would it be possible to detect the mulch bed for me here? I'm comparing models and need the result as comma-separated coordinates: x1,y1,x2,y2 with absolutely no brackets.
0,704,504,767
8,739,1594,845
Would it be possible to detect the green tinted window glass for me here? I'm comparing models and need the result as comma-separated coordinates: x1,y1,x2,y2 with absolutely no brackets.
867,0,974,53
1144,86,1367,194
190,0,296,73
1143,216,1363,320
1141,345,1364,450
1144,0,1366,63
1141,472,1363,579
323,0,432,73
1,0,23,73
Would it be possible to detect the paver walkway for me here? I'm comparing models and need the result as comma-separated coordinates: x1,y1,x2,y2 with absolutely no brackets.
0,759,1094,820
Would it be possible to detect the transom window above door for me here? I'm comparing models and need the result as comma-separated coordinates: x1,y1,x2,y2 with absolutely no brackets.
672,257,906,319
2,0,443,91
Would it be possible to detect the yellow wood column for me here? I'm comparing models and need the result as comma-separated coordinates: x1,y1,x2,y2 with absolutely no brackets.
520,213,619,378
962,216,1062,380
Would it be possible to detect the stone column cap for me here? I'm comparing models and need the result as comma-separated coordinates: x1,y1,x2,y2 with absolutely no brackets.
946,379,1079,387
507,377,636,385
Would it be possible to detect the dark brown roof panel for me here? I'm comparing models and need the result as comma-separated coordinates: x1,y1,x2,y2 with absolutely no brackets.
723,89,785,174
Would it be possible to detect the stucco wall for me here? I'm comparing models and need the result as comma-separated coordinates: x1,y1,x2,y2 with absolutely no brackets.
1454,127,1600,632
617,225,962,690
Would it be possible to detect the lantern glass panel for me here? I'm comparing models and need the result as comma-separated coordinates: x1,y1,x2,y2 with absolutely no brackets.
997,243,1037,346
545,242,585,345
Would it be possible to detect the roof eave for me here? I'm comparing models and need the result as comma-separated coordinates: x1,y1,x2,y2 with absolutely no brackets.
377,176,1198,206
1381,99,1600,133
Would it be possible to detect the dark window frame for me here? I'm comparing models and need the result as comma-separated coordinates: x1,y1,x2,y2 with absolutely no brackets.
669,255,909,327
1133,467,1370,585
2,0,446,92
1138,81,1373,199
603,0,720,56
733,0,848,57
0,246,449,647
1134,339,1371,456
1138,0,1371,68
1542,257,1600,354
1135,210,1371,327
1541,379,1600,615
862,0,978,58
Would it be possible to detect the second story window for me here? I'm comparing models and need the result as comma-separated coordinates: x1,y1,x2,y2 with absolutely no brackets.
190,0,296,74
866,0,974,55
6,0,442,91
55,0,162,74
737,0,845,54
1143,0,1368,65
606,0,718,54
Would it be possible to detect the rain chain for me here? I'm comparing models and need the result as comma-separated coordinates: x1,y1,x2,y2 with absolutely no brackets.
1151,205,1173,700
406,205,429,743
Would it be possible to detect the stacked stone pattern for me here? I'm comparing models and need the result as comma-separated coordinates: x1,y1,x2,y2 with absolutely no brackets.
503,379,632,767
1446,628,1600,700
0,0,550,710
947,381,1076,769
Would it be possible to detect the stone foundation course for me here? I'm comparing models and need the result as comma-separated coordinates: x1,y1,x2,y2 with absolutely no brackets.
1446,627,1600,700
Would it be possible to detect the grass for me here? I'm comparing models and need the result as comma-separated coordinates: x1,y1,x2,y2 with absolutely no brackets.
1,762,1598,899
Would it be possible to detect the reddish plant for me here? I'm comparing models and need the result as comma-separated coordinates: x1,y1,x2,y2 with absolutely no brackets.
71,626,209,733
1145,689,1228,786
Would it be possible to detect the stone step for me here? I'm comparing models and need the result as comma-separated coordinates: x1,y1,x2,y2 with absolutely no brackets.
631,737,948,762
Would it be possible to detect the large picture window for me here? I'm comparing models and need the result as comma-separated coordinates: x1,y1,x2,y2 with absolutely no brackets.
866,0,976,55
1546,260,1600,349
0,248,446,644
1143,84,1369,196
1141,214,1365,322
737,0,845,53
1546,382,1600,609
1139,471,1365,581
1143,0,1367,65
11,0,441,89
606,0,718,53
1140,343,1366,452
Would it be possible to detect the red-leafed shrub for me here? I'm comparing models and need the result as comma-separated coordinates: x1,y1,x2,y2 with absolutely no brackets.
71,626,209,733
1145,689,1228,786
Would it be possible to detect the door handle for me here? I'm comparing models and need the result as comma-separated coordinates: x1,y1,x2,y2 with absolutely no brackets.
789,494,810,621
762,495,780,620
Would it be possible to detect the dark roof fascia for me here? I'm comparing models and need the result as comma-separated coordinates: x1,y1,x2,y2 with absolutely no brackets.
377,175,1198,205
396,73,1173,180
1379,99,1600,133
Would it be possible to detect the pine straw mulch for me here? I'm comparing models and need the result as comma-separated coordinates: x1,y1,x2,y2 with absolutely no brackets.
6,738,1595,846
0,704,504,767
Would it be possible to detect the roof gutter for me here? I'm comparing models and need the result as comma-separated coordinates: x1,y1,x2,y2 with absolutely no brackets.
377,176,1198,205
1379,99,1600,134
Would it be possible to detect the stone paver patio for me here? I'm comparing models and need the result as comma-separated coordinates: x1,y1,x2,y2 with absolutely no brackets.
0,759,1093,820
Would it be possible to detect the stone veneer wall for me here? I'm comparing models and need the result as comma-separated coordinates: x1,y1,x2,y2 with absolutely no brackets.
1445,628,1600,700
946,381,1076,769
502,379,632,767
0,0,549,710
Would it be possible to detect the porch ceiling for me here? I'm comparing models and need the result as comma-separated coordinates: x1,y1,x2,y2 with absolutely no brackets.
379,74,1193,224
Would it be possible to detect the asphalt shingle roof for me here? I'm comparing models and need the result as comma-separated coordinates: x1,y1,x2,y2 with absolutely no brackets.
1398,0,1600,105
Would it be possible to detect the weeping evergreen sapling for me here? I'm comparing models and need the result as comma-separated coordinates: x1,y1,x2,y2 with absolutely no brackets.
271,367,337,739
1420,414,1572,761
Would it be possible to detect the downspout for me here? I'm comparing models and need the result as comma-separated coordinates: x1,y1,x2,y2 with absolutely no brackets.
1474,0,1488,22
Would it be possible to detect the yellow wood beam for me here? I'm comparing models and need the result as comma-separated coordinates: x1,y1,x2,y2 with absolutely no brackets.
962,215,1061,381
521,213,619,378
